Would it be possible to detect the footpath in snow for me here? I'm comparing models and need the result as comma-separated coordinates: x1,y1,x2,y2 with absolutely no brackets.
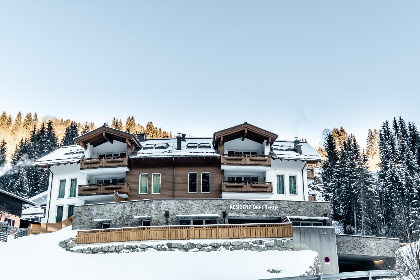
0,227,318,280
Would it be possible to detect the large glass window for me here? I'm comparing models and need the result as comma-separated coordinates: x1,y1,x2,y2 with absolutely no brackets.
58,180,66,198
201,173,210,193
56,206,63,223
67,205,74,218
289,175,297,195
139,173,148,194
277,175,285,194
69,178,77,198
152,173,161,194
188,173,197,193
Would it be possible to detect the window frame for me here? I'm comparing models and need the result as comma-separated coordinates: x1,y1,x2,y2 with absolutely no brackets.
56,205,64,223
289,175,298,195
188,172,198,193
58,179,66,199
201,172,211,193
139,173,148,194
69,178,77,198
151,173,161,194
67,204,75,218
277,174,285,195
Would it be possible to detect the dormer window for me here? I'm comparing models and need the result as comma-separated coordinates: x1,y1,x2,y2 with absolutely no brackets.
186,143,198,149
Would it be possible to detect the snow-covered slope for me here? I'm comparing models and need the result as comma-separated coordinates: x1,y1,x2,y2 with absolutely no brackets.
0,227,318,280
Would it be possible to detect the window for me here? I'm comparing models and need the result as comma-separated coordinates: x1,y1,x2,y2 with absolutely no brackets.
142,220,151,226
188,173,197,193
68,205,74,218
139,173,148,194
277,175,285,194
56,206,63,223
152,173,161,194
201,173,210,193
289,175,297,195
58,180,66,198
69,178,77,198
102,223,111,229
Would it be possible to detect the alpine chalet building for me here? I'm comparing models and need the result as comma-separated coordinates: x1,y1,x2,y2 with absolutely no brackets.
35,122,324,227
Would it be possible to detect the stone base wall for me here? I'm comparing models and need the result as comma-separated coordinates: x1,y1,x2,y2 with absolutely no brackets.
59,237,293,254
73,199,330,230
336,234,400,258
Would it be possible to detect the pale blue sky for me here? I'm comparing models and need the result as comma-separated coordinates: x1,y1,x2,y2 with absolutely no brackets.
1,1,419,148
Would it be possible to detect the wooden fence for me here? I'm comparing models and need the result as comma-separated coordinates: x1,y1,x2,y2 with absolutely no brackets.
29,216,73,235
77,223,293,245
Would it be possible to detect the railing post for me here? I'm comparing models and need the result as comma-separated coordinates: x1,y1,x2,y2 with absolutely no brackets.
368,271,372,280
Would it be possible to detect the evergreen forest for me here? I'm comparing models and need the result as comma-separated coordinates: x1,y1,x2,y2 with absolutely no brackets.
0,111,172,198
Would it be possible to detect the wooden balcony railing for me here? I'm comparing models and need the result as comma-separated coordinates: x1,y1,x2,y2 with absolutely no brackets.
221,155,271,166
80,157,128,170
307,169,315,180
78,183,129,196
76,223,293,244
222,181,273,193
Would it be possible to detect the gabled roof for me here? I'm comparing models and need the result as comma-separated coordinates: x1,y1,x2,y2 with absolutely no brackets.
213,122,278,148
0,189,36,206
74,125,141,149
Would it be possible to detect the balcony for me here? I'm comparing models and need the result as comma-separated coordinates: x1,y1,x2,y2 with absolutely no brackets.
221,155,271,166
78,183,130,196
222,181,272,193
80,157,128,170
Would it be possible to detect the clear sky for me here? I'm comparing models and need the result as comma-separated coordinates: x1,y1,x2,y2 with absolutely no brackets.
1,1,419,148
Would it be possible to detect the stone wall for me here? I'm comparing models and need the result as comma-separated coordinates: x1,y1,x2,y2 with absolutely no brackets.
73,199,331,230
336,234,400,258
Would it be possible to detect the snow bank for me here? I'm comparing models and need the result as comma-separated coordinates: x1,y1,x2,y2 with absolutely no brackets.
0,227,318,280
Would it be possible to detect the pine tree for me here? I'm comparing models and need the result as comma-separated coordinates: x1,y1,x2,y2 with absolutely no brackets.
11,112,22,134
126,116,136,133
33,113,39,129
0,140,7,191
61,122,79,146
22,113,33,132
0,111,7,130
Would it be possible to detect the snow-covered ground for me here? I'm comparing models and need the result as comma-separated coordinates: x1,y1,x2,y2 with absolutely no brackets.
0,227,318,280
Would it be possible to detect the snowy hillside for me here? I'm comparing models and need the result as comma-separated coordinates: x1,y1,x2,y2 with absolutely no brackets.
0,227,319,280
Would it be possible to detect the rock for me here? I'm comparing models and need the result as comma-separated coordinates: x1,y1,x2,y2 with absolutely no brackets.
117,245,124,251
191,248,199,252
195,243,202,249
222,241,231,246
66,241,76,248
183,243,195,250
109,245,116,252
265,240,276,247
103,246,109,252
210,243,221,248
92,247,100,253
232,241,242,246
58,241,66,248
139,244,148,249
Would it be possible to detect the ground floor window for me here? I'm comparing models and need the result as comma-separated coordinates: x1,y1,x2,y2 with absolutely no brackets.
188,172,197,193
67,205,74,218
289,175,297,195
152,173,161,194
141,220,151,226
277,175,285,194
201,172,210,193
56,206,63,223
179,219,217,225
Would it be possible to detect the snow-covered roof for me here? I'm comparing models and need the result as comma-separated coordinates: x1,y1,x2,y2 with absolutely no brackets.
271,141,321,162
131,138,219,158
29,191,48,204
176,214,219,218
286,216,329,221
34,145,84,167
0,188,36,205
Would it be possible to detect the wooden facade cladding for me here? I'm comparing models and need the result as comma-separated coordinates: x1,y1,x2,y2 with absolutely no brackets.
80,157,128,170
126,157,223,200
221,155,271,166
222,181,273,193
78,183,129,196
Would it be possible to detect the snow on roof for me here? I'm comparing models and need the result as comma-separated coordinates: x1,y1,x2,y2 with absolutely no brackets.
0,188,36,205
286,216,329,221
29,191,48,203
176,214,219,218
131,138,219,158
272,141,321,162
133,216,151,219
34,145,84,167
93,218,112,222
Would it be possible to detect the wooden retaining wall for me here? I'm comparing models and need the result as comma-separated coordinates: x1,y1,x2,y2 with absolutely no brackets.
29,216,73,235
76,223,293,244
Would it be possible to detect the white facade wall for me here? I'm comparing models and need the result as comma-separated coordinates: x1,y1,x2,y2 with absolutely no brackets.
224,138,266,155
222,159,308,201
45,163,86,223
86,141,128,158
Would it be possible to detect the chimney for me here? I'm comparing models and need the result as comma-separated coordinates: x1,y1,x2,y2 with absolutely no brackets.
181,134,186,142
176,134,182,150
294,138,302,155
137,133,146,142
